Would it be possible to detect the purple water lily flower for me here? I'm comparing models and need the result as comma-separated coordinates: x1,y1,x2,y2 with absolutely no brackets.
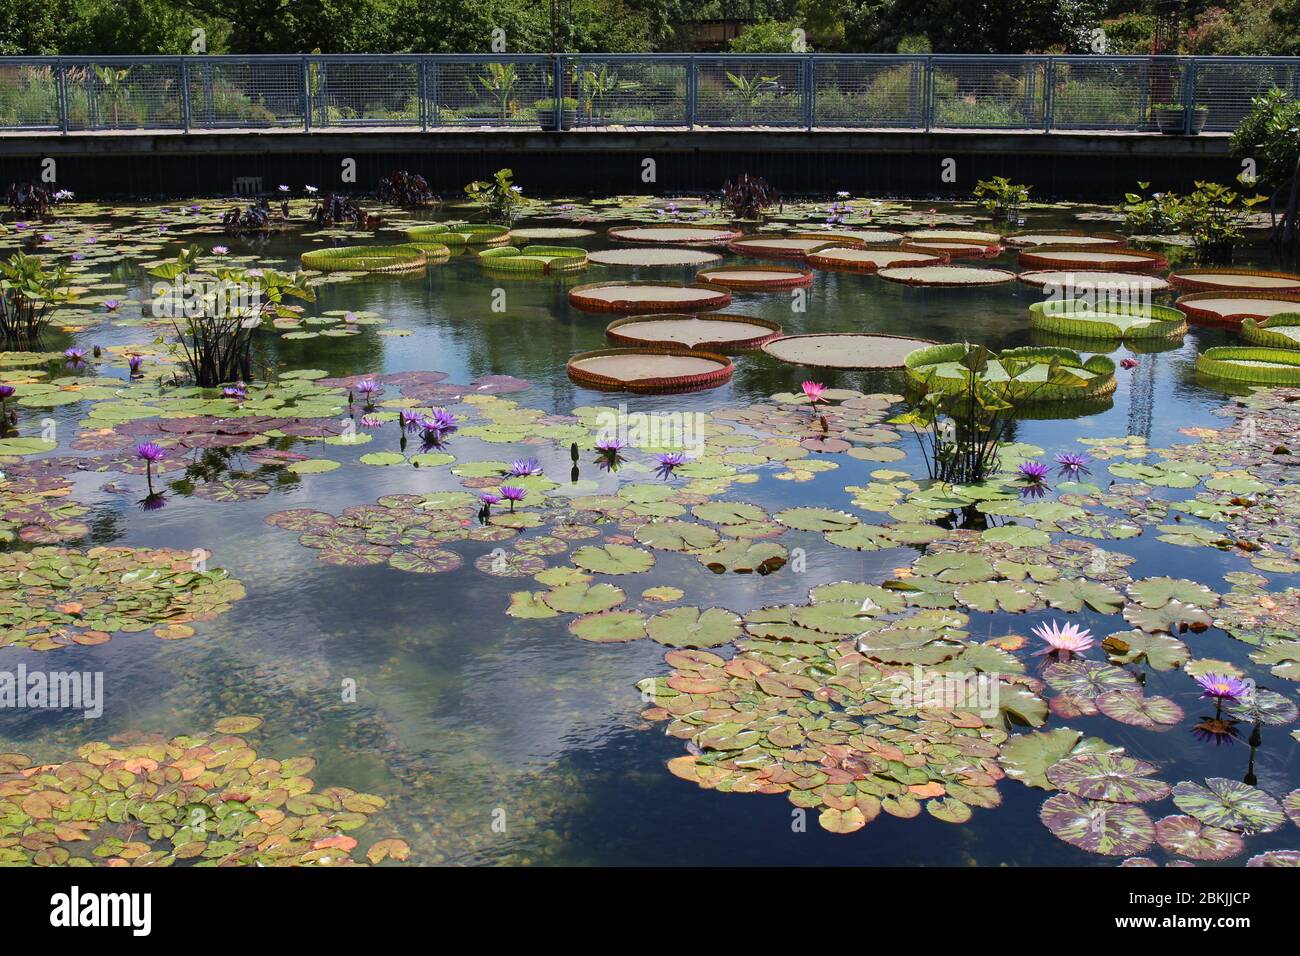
499,486,527,512
399,410,423,433
359,415,383,428
211,245,229,256
0,384,14,399
222,384,247,401
353,379,383,409
64,347,87,365
128,355,143,377
1195,672,1249,702
594,438,625,472
653,452,688,480
507,457,542,477
1018,460,1050,484
480,492,501,505
0,383,14,423
136,441,166,495
1054,452,1091,478
419,408,458,446
103,300,120,312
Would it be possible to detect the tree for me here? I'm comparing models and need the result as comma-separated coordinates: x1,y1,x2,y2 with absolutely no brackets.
845,0,1106,53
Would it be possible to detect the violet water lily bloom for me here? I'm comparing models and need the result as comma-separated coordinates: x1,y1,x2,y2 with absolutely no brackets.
212,245,229,256
1018,460,1050,484
1054,452,1091,478
359,415,383,428
0,384,15,398
64,347,87,364
103,300,120,312
128,355,143,376
1031,620,1094,657
479,493,501,505
399,410,423,433
135,442,166,463
594,438,625,471
653,452,688,480
499,486,527,512
222,384,247,400
1195,672,1250,702
507,458,542,477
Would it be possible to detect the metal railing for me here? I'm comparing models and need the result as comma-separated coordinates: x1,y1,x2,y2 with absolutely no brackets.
1,54,1297,135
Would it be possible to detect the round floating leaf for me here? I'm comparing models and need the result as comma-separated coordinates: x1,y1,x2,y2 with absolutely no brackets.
213,715,263,734
1096,691,1184,729
1172,778,1286,834
1127,577,1219,609
633,520,720,552
572,544,655,575
1154,815,1245,861
818,806,868,833
542,582,626,614
1040,792,1155,856
1284,790,1300,828
999,728,1114,790
569,610,647,643
774,507,860,532
647,606,742,648
1225,689,1298,727
1046,753,1172,804
926,797,972,824
387,550,462,574
1043,660,1140,698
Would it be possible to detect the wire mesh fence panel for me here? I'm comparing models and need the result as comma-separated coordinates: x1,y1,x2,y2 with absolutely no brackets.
812,57,925,127
188,58,305,128
0,61,61,130
425,58,552,127
310,58,420,127
1049,57,1179,130
62,60,185,130
1193,58,1300,131
931,57,1047,129
567,57,688,126
694,57,806,126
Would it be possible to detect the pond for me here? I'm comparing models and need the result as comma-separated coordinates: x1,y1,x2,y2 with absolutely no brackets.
1,194,1297,867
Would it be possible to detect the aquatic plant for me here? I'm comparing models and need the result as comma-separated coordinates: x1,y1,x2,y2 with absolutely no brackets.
0,382,13,431
893,344,1099,486
719,173,779,221
464,168,525,224
1181,180,1267,262
300,244,428,274
507,458,542,477
653,451,688,480
0,721,402,865
0,252,74,350
222,198,280,234
312,192,373,229
1194,672,1250,713
377,170,435,207
972,176,1030,221
127,354,143,377
499,485,527,512
1032,619,1095,658
148,246,315,388
594,437,626,471
1054,452,1092,478
5,181,67,219
353,378,383,410
135,441,165,496
1229,88,1300,251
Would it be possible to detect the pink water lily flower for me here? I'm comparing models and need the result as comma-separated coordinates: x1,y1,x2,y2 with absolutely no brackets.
1031,620,1094,658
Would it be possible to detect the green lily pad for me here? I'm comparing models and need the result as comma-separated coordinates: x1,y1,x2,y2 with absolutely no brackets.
1040,792,1155,856
1171,778,1286,834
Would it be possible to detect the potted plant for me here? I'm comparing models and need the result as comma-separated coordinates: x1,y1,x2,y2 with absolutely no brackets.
1152,103,1208,135
534,98,578,131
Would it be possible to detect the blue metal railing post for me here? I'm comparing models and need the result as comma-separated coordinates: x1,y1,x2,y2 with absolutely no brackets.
301,56,311,131
1183,58,1197,134
687,56,697,128
180,58,192,132
923,57,934,131
803,55,814,130
419,58,428,131
555,54,565,130
56,59,69,133
1044,57,1055,132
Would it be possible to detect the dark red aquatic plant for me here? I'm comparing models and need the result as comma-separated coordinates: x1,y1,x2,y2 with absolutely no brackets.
719,174,780,222
377,171,436,208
